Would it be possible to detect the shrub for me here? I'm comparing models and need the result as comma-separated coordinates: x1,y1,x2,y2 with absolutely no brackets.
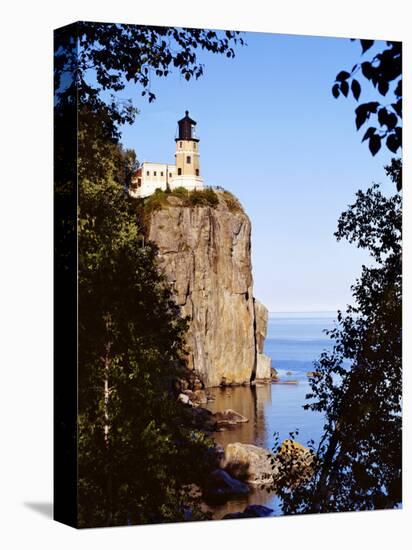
222,190,242,212
203,187,219,207
185,188,219,208
171,186,189,199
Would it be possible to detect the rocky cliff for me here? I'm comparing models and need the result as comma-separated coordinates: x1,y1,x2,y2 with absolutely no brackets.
147,190,271,387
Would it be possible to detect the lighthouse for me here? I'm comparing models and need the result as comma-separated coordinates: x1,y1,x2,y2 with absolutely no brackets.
129,111,205,198
173,111,203,189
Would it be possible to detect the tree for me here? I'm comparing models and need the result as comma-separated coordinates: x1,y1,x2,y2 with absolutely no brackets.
77,125,212,527
270,37,403,516
54,21,245,525
55,22,244,144
271,164,402,514
332,40,402,158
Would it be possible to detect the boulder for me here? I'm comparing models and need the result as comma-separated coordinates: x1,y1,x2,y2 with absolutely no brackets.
223,504,273,520
243,504,273,517
178,393,192,405
270,367,279,381
222,442,274,485
204,443,225,470
183,389,208,405
306,371,320,378
192,378,203,391
255,353,272,380
254,299,268,354
222,512,245,520
203,469,250,503
212,409,249,425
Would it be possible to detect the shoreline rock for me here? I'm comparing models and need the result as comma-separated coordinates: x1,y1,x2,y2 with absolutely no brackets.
270,367,279,381
222,442,274,486
212,409,249,426
223,504,273,520
203,469,250,503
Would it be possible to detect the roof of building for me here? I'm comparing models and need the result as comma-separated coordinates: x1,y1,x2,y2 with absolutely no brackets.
178,110,197,125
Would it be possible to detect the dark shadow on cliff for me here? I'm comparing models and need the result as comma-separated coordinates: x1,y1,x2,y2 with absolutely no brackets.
24,501,53,519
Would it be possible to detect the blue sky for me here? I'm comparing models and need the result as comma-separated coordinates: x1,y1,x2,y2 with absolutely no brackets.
116,31,394,313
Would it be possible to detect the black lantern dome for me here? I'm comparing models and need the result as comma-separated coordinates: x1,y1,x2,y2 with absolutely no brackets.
176,110,199,142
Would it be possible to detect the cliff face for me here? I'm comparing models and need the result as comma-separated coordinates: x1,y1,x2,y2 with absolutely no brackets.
148,191,271,387
254,299,272,381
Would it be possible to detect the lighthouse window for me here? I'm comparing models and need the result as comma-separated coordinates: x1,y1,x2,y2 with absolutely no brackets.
196,169,199,176
194,143,196,150
186,156,191,164
154,171,157,176
161,171,164,177
178,168,182,175
169,173,172,178
179,141,182,148
146,171,150,176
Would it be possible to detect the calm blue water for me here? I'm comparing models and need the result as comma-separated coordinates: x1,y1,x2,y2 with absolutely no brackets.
207,312,337,517
263,312,336,449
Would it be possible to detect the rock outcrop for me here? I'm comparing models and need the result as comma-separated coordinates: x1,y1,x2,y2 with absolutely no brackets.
222,440,314,488
203,469,250,503
254,299,272,380
222,442,274,485
212,409,249,426
223,504,273,519
148,191,270,387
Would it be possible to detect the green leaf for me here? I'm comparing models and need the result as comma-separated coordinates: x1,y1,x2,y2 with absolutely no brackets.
336,70,350,81
340,81,349,97
368,134,381,155
351,79,361,100
355,105,368,130
378,80,389,96
386,133,399,153
362,127,376,142
360,39,374,53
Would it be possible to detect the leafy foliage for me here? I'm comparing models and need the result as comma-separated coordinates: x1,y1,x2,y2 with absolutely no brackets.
54,21,247,526
138,186,221,222
53,23,246,525
332,40,402,157
77,121,213,527
271,165,402,514
55,22,244,145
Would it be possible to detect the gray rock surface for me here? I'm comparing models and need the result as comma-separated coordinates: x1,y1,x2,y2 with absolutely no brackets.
255,353,272,380
148,192,270,387
212,409,249,425
222,442,274,486
223,504,273,519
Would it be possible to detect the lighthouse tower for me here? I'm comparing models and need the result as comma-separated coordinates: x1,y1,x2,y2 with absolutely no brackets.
129,110,205,198
172,111,204,191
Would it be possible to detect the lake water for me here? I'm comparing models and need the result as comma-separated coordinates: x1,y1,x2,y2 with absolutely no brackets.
206,312,336,518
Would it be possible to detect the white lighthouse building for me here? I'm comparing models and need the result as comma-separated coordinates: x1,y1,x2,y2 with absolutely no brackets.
130,111,204,198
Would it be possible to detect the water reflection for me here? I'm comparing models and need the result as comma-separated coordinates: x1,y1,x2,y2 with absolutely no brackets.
208,384,271,448
205,382,324,518
204,314,333,518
